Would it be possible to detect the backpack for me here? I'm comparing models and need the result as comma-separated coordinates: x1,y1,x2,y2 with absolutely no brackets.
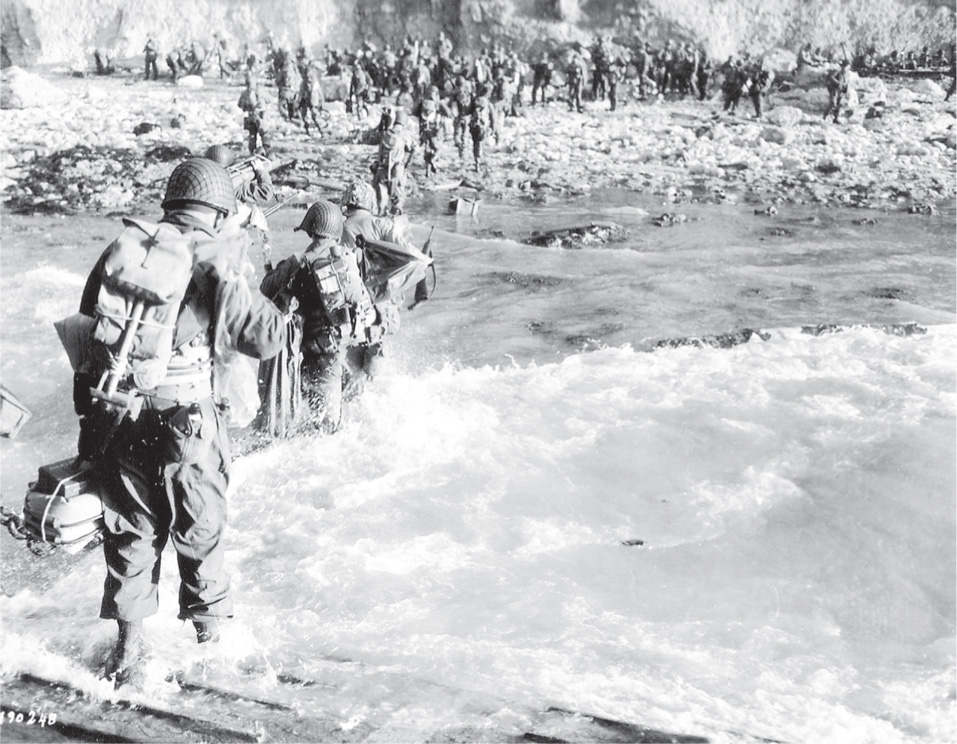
92,218,194,392
304,254,350,326
298,250,377,347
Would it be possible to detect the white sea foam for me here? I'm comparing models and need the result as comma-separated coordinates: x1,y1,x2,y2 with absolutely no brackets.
1,209,953,742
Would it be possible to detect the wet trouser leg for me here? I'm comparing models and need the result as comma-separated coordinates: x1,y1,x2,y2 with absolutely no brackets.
256,121,270,154
751,91,762,117
100,400,232,622
454,118,466,158
342,344,377,402
470,127,483,167
300,104,310,133
390,173,406,215
302,352,344,432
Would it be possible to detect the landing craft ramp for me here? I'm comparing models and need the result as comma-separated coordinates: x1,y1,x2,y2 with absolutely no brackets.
1,668,715,743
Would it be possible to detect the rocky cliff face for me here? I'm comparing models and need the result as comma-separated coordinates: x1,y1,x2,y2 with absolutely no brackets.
1,0,953,68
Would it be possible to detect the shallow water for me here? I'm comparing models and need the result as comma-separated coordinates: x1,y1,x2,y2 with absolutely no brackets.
0,199,954,743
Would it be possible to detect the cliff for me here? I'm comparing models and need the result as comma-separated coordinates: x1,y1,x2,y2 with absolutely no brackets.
2,0,954,68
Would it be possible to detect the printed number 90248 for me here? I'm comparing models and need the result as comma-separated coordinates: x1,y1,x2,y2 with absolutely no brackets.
1,708,58,726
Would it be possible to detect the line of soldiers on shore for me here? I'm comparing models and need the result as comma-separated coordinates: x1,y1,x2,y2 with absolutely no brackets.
847,45,955,75
231,30,956,216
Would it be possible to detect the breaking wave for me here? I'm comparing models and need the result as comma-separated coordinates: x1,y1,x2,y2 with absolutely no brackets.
2,325,954,742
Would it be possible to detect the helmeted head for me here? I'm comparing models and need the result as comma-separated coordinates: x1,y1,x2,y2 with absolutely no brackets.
340,180,376,212
295,199,344,241
203,144,235,167
162,158,236,216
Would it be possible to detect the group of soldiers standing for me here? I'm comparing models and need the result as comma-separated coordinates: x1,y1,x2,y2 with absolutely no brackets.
718,57,774,117
125,29,957,216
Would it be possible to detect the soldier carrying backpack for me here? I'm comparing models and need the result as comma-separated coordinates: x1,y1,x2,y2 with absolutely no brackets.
72,158,286,687
259,200,396,433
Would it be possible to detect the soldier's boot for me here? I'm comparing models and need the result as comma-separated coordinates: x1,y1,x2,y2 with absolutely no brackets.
104,619,147,689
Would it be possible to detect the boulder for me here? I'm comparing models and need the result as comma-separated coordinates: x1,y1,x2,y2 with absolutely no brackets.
144,144,191,162
524,222,627,249
781,156,804,170
792,68,828,88
764,48,797,77
896,142,929,157
93,184,134,210
766,105,804,128
175,75,204,88
0,66,65,109
854,76,887,105
761,125,792,145
924,114,955,134
912,79,944,99
133,122,158,135
816,158,842,174
778,86,830,115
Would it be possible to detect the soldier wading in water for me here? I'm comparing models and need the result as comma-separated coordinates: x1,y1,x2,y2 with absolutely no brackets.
72,158,286,686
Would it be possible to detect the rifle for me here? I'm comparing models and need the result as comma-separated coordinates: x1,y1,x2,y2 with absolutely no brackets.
149,157,296,189
421,225,435,258
262,191,298,219
228,156,297,189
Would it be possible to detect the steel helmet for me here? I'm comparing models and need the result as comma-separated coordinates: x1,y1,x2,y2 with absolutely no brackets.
162,157,236,215
294,199,343,240
203,144,234,166
340,180,376,212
